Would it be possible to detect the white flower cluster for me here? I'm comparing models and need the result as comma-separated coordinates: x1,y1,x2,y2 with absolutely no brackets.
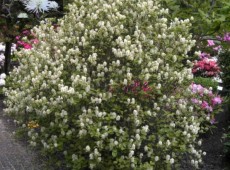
0,43,16,69
0,73,6,86
21,0,59,13
4,0,206,169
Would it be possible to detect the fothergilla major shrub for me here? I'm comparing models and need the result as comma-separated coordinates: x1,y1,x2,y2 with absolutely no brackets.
4,0,216,169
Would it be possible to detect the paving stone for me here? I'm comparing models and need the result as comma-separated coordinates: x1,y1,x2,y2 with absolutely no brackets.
0,100,47,170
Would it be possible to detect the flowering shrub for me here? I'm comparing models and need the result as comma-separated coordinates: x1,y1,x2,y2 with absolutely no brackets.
193,77,218,92
0,0,60,74
217,33,230,43
15,30,39,50
217,33,230,94
190,83,222,126
219,50,230,94
0,73,6,86
192,58,220,77
4,0,216,169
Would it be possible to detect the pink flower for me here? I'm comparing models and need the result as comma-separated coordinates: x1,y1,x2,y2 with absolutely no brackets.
31,38,39,44
211,96,222,106
210,118,216,124
191,98,199,104
207,106,213,112
207,40,215,46
199,52,210,59
192,59,220,77
142,82,151,92
213,45,221,51
201,101,209,109
23,43,32,49
15,36,21,40
190,83,204,95
223,33,230,42
22,30,30,36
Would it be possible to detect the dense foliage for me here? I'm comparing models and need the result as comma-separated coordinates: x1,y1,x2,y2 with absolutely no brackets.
218,50,230,95
162,0,230,37
193,77,218,92
3,0,223,169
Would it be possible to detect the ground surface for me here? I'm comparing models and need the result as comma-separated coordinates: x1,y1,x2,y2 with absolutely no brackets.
0,98,229,170
200,104,230,170
0,99,46,170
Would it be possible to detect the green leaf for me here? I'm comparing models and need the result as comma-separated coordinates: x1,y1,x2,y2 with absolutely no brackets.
198,9,207,18
112,149,118,157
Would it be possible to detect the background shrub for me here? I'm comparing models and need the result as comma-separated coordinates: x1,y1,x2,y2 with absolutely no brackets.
193,77,218,92
162,0,230,37
218,50,230,95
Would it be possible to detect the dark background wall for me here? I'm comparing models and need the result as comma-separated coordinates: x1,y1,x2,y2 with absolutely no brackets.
55,0,63,11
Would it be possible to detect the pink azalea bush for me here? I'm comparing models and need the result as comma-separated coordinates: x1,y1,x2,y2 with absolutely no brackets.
192,58,220,77
190,83,222,125
15,30,39,49
199,52,210,59
207,40,215,47
217,33,230,43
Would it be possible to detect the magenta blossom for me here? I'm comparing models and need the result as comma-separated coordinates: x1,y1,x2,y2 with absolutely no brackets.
201,101,213,112
207,106,213,112
207,40,215,46
22,30,30,36
223,33,230,42
191,98,199,104
31,39,39,44
212,96,222,106
199,52,210,59
210,118,216,124
213,45,221,51
142,82,151,92
190,83,204,95
201,101,209,109
23,43,32,49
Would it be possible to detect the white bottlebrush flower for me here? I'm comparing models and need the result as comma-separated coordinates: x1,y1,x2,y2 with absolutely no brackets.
166,155,170,161
166,140,171,146
0,73,6,79
72,154,78,161
155,156,159,161
170,158,174,164
158,141,162,146
0,79,5,86
129,150,134,158
85,145,91,152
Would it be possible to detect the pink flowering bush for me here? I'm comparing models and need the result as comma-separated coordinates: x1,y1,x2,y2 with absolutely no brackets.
199,52,210,59
15,30,39,50
217,33,230,43
190,83,222,126
192,58,220,77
